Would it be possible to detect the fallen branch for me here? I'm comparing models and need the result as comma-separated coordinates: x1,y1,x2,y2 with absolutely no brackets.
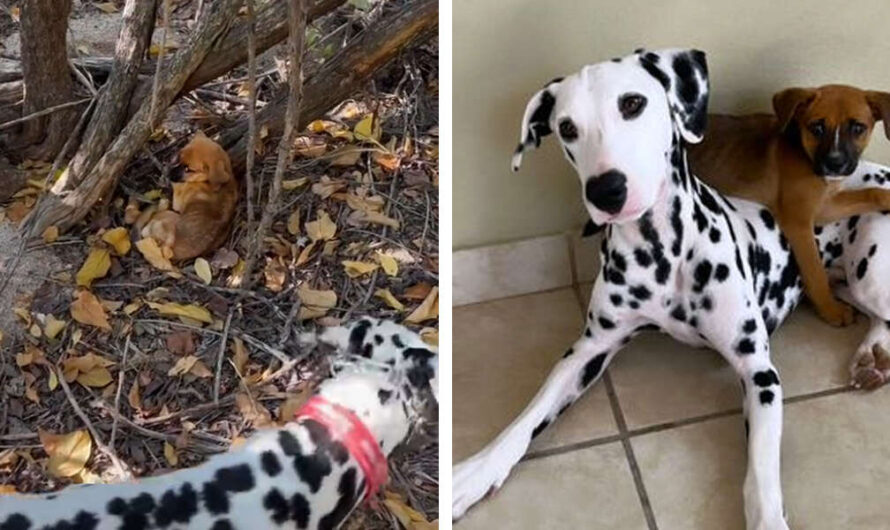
0,97,91,132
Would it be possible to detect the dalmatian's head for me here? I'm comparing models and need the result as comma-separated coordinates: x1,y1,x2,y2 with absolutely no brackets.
512,48,709,225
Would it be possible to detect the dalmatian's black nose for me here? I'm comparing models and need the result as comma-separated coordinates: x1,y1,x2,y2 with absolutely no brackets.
586,170,627,214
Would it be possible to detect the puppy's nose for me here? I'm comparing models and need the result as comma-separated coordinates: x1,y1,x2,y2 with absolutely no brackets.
823,151,847,174
586,170,627,214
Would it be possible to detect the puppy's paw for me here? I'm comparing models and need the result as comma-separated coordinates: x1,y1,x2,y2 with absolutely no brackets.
817,299,855,327
851,344,890,390
452,453,510,520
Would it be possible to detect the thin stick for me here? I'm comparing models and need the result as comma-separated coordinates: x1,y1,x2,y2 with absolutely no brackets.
149,0,171,125
110,335,131,450
213,310,234,403
0,98,91,131
244,0,259,236
240,0,307,290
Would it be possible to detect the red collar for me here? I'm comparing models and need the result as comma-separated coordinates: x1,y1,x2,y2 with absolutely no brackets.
295,395,388,503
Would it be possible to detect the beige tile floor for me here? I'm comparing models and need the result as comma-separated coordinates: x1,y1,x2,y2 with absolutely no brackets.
454,285,890,530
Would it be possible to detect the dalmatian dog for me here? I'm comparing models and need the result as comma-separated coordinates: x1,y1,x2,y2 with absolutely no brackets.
0,318,438,530
452,48,890,529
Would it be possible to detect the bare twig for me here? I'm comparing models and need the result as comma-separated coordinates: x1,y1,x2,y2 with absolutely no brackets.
149,0,171,125
110,334,131,450
0,98,91,131
241,0,308,289
213,310,234,403
244,0,259,237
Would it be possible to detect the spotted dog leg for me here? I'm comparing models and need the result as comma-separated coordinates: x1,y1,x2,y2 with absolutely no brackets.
451,286,635,520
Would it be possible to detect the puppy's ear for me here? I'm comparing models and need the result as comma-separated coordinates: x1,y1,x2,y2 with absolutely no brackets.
207,157,231,185
637,48,709,144
866,91,890,140
512,77,563,171
772,88,816,132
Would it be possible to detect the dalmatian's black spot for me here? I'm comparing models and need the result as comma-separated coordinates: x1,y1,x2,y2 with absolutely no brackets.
849,229,858,244
531,419,551,439
318,468,359,530
708,227,721,243
848,215,860,230
689,316,698,328
585,327,592,338
210,520,234,530
0,514,30,530
263,489,290,525
629,285,652,301
629,300,640,309
580,353,608,388
391,334,405,348
701,296,713,311
753,369,780,387
588,311,593,321
634,248,653,267
759,209,775,230
864,173,873,182
670,305,687,322
759,390,775,405
734,248,746,280
640,54,671,89
869,244,878,257
563,347,574,359
692,203,708,232
693,260,713,293
202,481,229,514
857,258,869,280
610,294,624,306
611,250,628,272
742,319,757,334
261,450,282,477
745,220,757,239
670,196,684,256
737,338,756,355
42,511,99,530
557,402,571,416
564,146,576,163
374,334,384,346
814,225,823,235
153,483,199,526
598,316,616,329
606,267,626,285
714,263,729,282
697,186,722,214
686,248,694,261
348,320,372,355
527,90,556,146
304,419,350,466
378,389,393,405
294,451,332,494
216,464,255,493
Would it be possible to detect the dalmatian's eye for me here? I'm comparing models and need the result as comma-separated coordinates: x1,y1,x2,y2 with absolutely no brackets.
850,121,867,136
619,93,647,119
808,121,825,137
558,119,578,141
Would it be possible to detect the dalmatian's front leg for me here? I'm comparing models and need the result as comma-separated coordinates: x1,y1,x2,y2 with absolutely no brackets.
451,287,636,520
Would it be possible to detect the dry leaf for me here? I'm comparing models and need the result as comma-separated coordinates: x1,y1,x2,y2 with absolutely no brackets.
278,389,311,423
168,355,199,377
194,258,212,285
342,260,378,278
286,210,301,235
372,149,401,172
101,227,131,256
42,226,59,244
354,114,382,142
295,241,317,266
297,287,337,320
76,366,113,388
189,360,213,378
44,315,66,340
348,210,400,229
305,211,337,241
164,442,178,467
147,302,212,324
236,392,272,427
377,252,399,276
282,177,309,190
48,369,59,391
94,2,119,13
264,260,287,292
384,491,436,530
231,338,249,375
329,145,362,166
375,289,405,311
76,248,111,287
405,286,438,324
0,485,16,494
404,282,433,300
293,136,328,158
128,380,142,410
136,238,174,271
165,331,196,356
39,429,92,478
70,290,112,331
311,176,347,198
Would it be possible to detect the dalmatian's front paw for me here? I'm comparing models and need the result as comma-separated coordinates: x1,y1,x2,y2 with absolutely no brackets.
851,343,890,390
452,450,513,520
816,299,855,327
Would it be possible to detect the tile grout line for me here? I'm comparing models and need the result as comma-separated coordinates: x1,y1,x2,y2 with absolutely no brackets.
565,231,580,289
603,371,659,530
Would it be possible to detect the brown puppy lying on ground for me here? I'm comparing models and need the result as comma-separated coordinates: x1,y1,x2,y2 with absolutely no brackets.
688,85,890,326
142,131,238,260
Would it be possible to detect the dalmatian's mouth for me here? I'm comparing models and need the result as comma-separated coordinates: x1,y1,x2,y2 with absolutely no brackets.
605,178,669,223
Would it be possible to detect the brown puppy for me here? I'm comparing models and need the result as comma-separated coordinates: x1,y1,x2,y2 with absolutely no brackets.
142,131,238,260
688,85,890,326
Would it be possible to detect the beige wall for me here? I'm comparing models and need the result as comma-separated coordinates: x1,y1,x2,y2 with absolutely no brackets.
454,0,890,249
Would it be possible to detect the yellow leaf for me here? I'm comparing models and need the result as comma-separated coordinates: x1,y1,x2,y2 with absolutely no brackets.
297,287,337,320
124,301,143,315
168,355,199,377
278,389,311,424
286,210,301,235
282,177,309,190
163,442,178,467
420,327,438,347
39,429,92,478
231,338,249,375
9,6,20,22
0,485,16,494
305,211,337,241
136,238,174,271
194,258,212,285
128,380,142,410
48,369,58,391
101,227,131,256
29,323,42,338
342,260,378,278
76,248,111,287
384,491,435,530
236,392,273,427
375,289,405,311
15,351,32,367
354,114,382,142
76,366,113,388
70,290,112,331
44,315,67,340
329,145,362,166
147,302,213,324
149,42,179,57
295,241,317,266
189,360,213,378
377,252,399,276
94,2,119,13
405,286,438,324
42,226,59,244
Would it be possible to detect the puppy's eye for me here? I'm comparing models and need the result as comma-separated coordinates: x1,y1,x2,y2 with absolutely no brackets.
808,121,825,137
559,119,578,141
619,93,647,119
850,121,867,136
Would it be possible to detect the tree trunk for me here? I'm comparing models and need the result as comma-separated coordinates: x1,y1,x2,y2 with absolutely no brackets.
64,0,159,189
24,0,243,238
12,0,78,161
223,0,438,171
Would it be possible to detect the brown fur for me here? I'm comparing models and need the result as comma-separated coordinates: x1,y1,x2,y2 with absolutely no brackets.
689,85,890,327
142,132,238,261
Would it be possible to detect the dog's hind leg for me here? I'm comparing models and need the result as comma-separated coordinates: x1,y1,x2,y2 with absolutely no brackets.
452,285,636,520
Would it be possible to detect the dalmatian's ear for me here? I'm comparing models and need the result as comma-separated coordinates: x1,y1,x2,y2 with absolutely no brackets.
512,77,564,171
637,48,709,144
